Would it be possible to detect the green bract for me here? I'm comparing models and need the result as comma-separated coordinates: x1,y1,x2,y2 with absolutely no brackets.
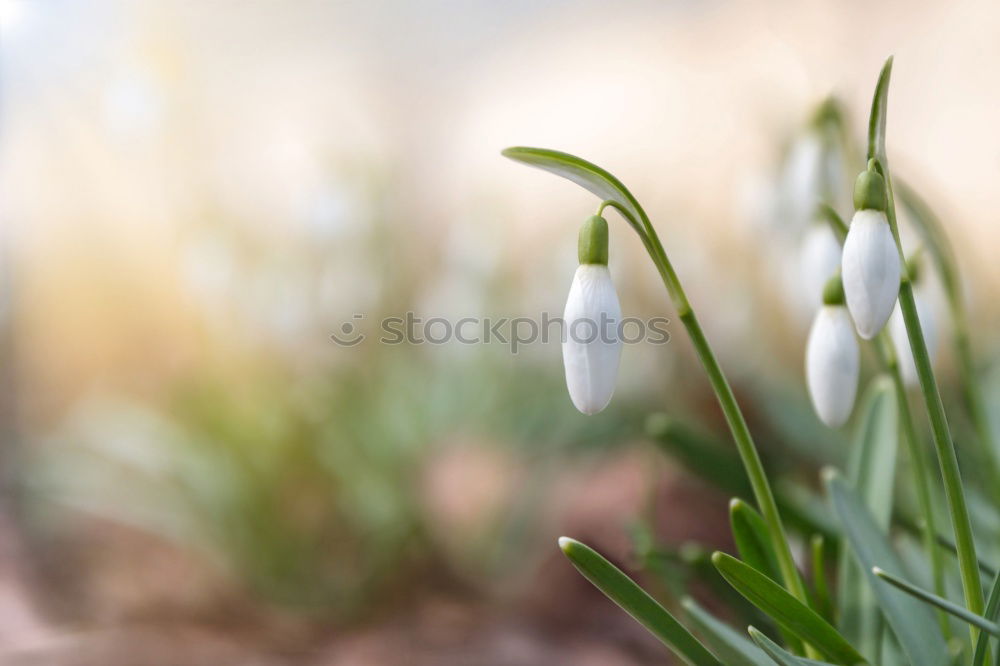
577,215,609,265
821,275,845,306
852,163,887,212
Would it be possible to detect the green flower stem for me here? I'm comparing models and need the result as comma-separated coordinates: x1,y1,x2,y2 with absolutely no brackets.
897,183,1000,506
878,164,986,639
598,200,812,624
867,57,983,639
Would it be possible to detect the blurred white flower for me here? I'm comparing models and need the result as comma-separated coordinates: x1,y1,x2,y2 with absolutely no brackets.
779,132,824,227
799,223,842,310
563,264,622,415
842,209,900,339
806,304,859,427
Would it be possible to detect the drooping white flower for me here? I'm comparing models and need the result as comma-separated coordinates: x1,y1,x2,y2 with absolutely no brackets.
799,223,843,310
780,132,824,227
842,167,900,339
806,302,860,428
778,100,851,230
890,290,937,387
563,216,622,415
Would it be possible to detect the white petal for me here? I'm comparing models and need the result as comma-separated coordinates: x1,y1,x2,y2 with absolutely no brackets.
889,292,937,387
842,209,900,339
806,305,859,427
562,265,622,414
799,224,842,309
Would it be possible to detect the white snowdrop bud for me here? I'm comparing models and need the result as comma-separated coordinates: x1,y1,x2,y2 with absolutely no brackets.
842,166,900,339
806,277,859,427
563,216,622,415
890,289,937,387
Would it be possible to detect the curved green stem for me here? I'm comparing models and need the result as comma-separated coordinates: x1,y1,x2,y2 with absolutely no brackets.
876,163,985,639
598,200,811,623
896,182,1000,505
866,57,983,641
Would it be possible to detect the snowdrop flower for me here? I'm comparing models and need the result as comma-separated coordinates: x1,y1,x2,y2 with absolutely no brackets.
778,99,850,230
842,163,900,339
780,131,825,227
563,215,622,415
806,276,859,427
799,222,843,310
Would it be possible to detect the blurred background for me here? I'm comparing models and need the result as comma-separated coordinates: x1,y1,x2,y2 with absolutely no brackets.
2,0,1000,663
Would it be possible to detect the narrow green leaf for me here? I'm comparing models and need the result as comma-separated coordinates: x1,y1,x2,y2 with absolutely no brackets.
846,377,899,529
867,56,893,164
873,567,1000,637
811,535,833,623
558,537,723,666
732,499,782,583
501,147,645,235
837,377,898,656
748,627,838,666
682,597,773,666
731,498,808,654
826,471,949,666
712,552,866,664
972,569,1000,665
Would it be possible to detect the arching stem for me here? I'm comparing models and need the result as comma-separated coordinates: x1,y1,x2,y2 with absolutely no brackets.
597,200,813,642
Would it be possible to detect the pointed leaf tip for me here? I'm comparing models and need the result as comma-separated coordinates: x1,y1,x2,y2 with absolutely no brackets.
498,146,647,235
749,627,838,666
712,551,865,663
558,538,724,665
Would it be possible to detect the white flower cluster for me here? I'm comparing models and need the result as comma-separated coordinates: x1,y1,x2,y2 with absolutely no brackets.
558,163,936,425
805,163,936,427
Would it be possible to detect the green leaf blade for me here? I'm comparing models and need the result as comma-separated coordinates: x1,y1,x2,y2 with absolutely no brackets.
826,471,949,666
712,551,866,664
837,377,899,656
972,569,1000,665
867,56,893,164
731,498,808,654
500,147,645,234
558,537,723,666
682,597,774,666
732,499,783,583
749,627,838,666
872,567,1000,637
